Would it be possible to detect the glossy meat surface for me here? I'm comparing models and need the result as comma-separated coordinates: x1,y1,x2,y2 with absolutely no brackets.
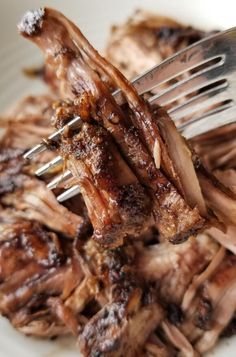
18,7,207,245
0,7,235,357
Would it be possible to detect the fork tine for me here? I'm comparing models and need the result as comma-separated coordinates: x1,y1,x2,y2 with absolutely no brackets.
169,80,229,121
47,170,72,189
23,143,47,160
181,103,236,139
24,28,236,161
24,116,81,159
149,58,225,107
57,185,80,202
114,29,236,105
35,156,63,176
25,27,236,202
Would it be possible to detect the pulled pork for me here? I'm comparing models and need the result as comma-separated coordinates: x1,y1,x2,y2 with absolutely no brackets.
19,7,208,246
0,7,235,357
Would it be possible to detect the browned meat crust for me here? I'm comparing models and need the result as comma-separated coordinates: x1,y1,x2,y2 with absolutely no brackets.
79,300,163,357
0,105,164,354
0,7,234,357
18,7,206,245
76,242,165,357
53,101,152,247
0,215,83,337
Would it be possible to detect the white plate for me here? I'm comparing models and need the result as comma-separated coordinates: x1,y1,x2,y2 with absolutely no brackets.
0,0,236,356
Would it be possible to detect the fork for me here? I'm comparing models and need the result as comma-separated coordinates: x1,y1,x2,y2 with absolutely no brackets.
24,27,236,202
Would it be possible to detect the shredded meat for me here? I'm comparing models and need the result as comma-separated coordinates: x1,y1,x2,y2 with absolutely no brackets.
192,124,236,171
137,234,218,304
179,254,236,354
0,215,84,337
0,95,54,150
78,299,163,356
0,148,86,238
192,124,236,256
54,102,152,247
106,9,209,80
18,7,207,246
0,7,234,357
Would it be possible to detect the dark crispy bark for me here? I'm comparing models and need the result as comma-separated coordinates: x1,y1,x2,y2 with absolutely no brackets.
54,102,152,248
78,300,163,357
0,214,84,337
0,143,163,352
18,7,205,244
106,8,236,238
0,7,231,356
77,243,164,357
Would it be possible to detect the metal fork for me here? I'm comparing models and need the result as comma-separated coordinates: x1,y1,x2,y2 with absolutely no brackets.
24,27,236,202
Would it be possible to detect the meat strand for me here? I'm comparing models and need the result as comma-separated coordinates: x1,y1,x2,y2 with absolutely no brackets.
18,7,206,244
